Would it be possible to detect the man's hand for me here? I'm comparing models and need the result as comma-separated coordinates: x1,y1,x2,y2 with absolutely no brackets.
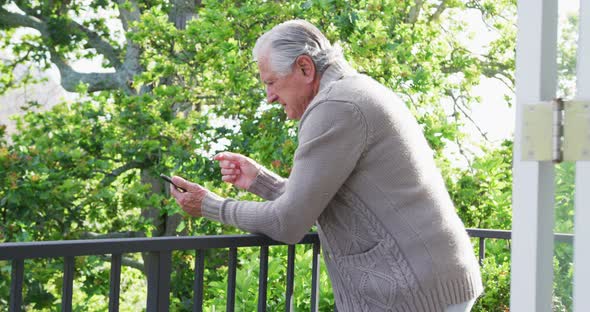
170,176,209,217
214,152,261,190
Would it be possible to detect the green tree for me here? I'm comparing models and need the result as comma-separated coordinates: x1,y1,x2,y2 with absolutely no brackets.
551,11,579,311
1,0,519,310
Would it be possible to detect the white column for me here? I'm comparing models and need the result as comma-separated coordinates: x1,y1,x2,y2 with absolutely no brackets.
573,0,590,310
511,1,558,311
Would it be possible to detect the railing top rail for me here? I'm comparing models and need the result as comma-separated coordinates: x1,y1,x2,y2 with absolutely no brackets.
466,228,573,243
467,228,512,239
0,233,320,261
0,228,573,261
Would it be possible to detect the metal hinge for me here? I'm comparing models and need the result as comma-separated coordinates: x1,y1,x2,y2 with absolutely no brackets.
522,99,590,162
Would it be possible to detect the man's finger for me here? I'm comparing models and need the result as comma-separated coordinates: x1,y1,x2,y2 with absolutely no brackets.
222,175,236,182
221,168,240,175
170,183,182,198
214,152,242,162
219,160,238,169
171,176,191,188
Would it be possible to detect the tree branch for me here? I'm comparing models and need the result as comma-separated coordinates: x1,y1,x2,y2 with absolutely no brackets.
2,6,119,67
407,0,425,24
98,161,144,187
103,255,145,272
480,59,514,85
49,53,126,92
466,0,513,29
0,9,48,34
79,232,146,272
164,213,183,236
449,93,475,173
429,0,448,22
11,1,122,67
448,90,490,141
116,0,142,32
169,0,201,30
492,74,515,95
0,8,130,93
439,46,515,93
68,20,122,68
398,91,418,109
12,1,38,17
115,0,145,94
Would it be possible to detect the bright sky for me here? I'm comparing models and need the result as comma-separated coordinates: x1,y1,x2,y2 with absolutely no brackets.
468,0,580,145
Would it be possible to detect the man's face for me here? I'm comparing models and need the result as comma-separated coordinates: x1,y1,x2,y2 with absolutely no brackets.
258,56,315,120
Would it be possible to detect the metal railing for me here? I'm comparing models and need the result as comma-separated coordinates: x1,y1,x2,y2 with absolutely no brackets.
0,228,574,312
466,228,573,266
1,233,320,312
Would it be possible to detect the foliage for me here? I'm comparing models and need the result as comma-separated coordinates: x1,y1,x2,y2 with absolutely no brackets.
472,257,511,312
193,246,334,312
1,0,518,239
548,162,576,311
447,140,513,230
557,14,579,99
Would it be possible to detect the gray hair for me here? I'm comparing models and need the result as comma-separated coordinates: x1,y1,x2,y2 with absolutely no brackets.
252,20,344,76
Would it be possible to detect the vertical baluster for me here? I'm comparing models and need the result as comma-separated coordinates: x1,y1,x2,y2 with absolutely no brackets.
479,238,486,266
9,259,24,312
285,245,295,312
146,251,172,312
572,1,590,311
310,243,320,312
62,256,75,312
226,248,237,312
193,250,205,312
158,251,172,312
511,0,558,310
109,254,122,312
146,252,159,312
258,246,269,312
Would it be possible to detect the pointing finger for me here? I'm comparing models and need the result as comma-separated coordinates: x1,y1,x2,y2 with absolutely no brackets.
214,152,242,162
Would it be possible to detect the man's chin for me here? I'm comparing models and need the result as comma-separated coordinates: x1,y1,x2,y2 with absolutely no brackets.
284,108,301,120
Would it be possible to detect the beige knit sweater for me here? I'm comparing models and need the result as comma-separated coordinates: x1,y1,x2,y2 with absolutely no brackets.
202,61,483,311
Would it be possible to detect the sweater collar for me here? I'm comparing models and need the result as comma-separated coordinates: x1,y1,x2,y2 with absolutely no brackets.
318,60,356,93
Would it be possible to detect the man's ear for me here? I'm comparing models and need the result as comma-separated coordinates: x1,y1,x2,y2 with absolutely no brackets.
296,55,316,82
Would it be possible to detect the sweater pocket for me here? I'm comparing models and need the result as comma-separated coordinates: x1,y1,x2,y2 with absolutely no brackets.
336,239,417,310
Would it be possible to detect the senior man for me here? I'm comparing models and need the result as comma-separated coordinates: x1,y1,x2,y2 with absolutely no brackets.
170,20,482,312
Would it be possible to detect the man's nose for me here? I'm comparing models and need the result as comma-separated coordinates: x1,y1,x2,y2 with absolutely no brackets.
266,88,278,103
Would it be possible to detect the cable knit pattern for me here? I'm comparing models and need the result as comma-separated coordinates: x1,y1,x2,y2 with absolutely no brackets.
200,61,483,311
319,188,419,310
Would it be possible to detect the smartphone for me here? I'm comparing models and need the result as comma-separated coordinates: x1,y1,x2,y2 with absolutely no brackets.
160,174,187,193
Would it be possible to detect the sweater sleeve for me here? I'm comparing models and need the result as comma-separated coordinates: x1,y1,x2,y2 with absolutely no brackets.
201,101,367,244
246,166,287,200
